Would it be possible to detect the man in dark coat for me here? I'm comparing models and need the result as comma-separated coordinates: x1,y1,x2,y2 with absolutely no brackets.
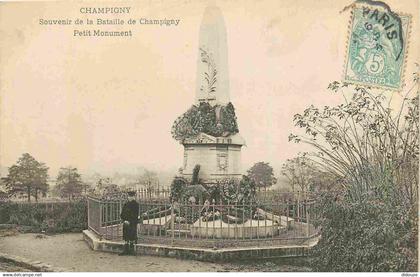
119,191,139,255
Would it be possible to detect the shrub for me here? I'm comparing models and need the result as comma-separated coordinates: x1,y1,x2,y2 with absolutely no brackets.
171,102,239,141
290,76,418,272
0,200,87,233
311,192,417,271
169,177,187,202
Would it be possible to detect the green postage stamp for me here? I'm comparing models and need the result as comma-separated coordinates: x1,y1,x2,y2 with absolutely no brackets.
344,5,411,90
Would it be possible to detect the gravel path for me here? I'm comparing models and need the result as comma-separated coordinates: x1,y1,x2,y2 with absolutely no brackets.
0,233,310,272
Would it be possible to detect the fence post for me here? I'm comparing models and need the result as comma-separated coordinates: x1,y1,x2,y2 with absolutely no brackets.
170,201,175,246
306,198,310,241
105,201,108,240
99,200,103,241
297,192,300,223
87,197,90,231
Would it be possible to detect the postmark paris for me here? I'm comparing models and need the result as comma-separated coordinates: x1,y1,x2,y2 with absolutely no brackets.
344,4,411,90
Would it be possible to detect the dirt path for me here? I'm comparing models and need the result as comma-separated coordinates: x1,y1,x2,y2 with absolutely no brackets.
0,233,310,272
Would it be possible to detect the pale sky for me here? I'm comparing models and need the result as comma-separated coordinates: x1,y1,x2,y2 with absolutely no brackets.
0,0,418,178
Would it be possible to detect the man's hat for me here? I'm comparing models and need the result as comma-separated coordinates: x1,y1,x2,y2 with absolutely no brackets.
127,190,136,197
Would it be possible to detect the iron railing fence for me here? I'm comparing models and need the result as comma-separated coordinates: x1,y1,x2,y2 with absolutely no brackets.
87,192,320,247
93,188,319,202
87,196,103,237
136,188,171,200
95,188,171,202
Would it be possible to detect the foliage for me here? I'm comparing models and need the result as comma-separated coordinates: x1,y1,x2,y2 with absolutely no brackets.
281,154,338,193
55,167,84,200
167,175,257,224
92,177,112,194
289,81,418,204
101,184,122,198
212,176,256,205
171,102,239,142
169,177,188,202
291,73,418,271
178,204,202,224
52,200,87,232
182,185,209,204
169,173,256,206
138,169,159,190
0,200,87,233
169,175,209,204
2,153,49,202
247,162,277,191
238,175,257,203
311,192,418,272
191,165,201,186
217,178,240,203
0,179,9,201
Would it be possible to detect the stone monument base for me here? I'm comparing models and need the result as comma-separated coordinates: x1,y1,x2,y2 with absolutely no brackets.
182,132,245,183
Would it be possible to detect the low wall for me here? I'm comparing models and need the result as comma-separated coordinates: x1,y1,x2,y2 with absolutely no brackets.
83,229,319,262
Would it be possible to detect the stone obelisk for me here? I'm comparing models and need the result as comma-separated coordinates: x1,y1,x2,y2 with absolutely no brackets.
175,5,245,183
195,6,230,106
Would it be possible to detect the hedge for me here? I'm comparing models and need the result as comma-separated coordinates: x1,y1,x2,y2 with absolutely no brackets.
0,200,87,233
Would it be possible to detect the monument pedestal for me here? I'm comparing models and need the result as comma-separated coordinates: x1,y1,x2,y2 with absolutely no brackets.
182,132,245,183
172,6,245,184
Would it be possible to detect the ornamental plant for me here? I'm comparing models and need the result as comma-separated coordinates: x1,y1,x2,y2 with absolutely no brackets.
171,102,239,142
290,70,418,271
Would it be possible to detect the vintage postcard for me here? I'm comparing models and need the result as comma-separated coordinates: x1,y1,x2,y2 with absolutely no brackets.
0,0,418,274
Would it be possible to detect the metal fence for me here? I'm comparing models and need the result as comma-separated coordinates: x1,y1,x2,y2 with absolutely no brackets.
87,192,320,247
87,197,103,237
136,188,170,200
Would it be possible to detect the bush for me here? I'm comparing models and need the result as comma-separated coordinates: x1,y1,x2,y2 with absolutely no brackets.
169,177,188,202
0,200,87,233
171,102,239,141
311,193,418,272
0,203,11,223
289,77,418,272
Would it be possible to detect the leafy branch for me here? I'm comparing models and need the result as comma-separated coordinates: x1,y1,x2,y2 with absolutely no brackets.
289,74,419,205
200,48,217,97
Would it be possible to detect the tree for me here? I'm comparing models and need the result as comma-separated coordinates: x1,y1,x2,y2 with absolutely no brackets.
90,177,121,197
55,167,83,200
138,169,159,190
246,162,277,191
281,156,311,193
281,154,338,194
81,182,93,195
92,176,110,194
0,178,9,201
3,153,49,202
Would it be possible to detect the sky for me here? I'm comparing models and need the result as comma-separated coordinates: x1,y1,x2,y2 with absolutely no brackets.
0,0,418,179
